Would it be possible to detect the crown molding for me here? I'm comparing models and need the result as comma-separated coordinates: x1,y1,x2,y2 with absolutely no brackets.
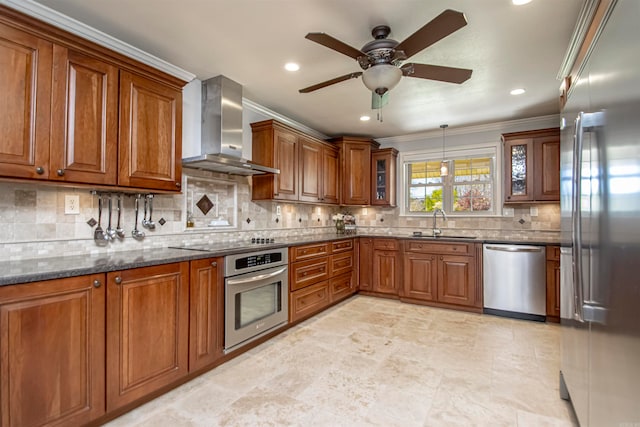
375,114,559,145
243,98,329,140
556,0,600,80
0,0,196,82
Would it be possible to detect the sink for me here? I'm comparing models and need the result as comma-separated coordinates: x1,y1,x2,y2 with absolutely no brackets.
410,233,476,240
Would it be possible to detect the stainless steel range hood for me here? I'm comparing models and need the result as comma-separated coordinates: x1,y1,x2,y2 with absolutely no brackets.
182,75,279,176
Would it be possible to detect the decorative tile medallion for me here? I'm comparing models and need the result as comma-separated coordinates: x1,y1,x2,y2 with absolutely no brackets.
196,194,214,215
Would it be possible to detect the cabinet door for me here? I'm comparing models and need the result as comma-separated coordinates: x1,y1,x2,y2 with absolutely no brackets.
51,46,118,185
289,281,330,323
546,259,561,321
504,138,534,202
341,142,371,205
299,137,322,202
0,274,105,427
373,250,399,295
358,238,373,291
534,136,560,201
106,262,189,411
330,271,355,302
273,128,298,200
189,258,223,372
437,255,476,306
0,23,52,180
403,253,437,301
321,145,340,204
119,71,182,191
371,149,397,207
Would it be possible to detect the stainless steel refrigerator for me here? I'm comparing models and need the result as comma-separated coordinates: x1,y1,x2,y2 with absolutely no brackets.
559,1,640,425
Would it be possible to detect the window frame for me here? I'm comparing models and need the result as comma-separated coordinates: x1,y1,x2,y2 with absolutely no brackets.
398,142,503,217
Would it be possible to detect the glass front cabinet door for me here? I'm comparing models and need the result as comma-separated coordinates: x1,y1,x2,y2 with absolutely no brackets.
371,148,398,207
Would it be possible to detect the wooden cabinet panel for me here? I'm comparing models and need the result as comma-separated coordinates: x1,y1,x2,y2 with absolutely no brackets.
403,253,437,301
106,262,189,411
437,255,476,306
0,274,105,427
289,281,330,323
546,246,561,322
118,71,182,191
503,128,560,203
331,239,354,253
373,250,400,295
51,45,118,185
330,272,355,303
299,137,321,202
358,238,373,291
534,136,561,200
322,145,340,204
373,238,399,251
273,128,298,200
404,240,471,255
330,251,354,277
291,242,330,261
0,22,52,180
189,257,223,372
330,137,379,205
371,148,398,207
290,257,330,291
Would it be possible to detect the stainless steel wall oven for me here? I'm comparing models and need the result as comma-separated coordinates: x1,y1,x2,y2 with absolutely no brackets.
224,248,288,353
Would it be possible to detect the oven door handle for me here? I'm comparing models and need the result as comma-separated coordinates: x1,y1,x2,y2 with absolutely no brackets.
227,267,288,285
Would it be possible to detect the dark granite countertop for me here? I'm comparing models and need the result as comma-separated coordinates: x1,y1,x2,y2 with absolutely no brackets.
0,233,560,287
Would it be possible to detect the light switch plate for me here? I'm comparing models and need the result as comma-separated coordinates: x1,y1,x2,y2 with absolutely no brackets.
276,205,281,216
530,207,539,217
64,194,80,214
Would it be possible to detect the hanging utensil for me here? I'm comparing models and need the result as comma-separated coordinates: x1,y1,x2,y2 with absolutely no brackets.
94,195,109,244
144,194,156,230
132,195,145,240
115,194,125,239
106,195,116,239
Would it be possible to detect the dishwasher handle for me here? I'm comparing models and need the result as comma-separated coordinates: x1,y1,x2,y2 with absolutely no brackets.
484,246,543,253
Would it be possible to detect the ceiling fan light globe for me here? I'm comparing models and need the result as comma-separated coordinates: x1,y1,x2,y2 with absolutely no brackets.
362,64,402,94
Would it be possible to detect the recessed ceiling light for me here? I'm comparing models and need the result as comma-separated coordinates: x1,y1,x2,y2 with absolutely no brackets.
284,62,300,72
360,115,371,121
510,88,526,95
512,0,532,5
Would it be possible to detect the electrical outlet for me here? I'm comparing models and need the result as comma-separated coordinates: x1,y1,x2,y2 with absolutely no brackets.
530,207,539,217
64,194,80,215
276,205,281,216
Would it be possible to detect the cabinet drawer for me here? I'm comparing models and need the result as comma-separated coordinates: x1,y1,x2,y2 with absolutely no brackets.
331,239,354,253
330,272,355,302
404,240,471,255
290,257,329,291
373,238,399,251
291,243,330,261
546,245,560,261
289,281,330,323
330,251,354,276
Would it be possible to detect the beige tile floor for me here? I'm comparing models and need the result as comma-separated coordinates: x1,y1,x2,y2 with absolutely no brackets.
105,295,578,427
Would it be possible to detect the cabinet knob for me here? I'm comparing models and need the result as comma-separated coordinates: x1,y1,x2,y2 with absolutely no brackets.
302,272,308,276
440,256,443,260
35,166,45,175
431,256,435,260
114,276,122,284
175,182,181,188
56,169,65,176
93,279,101,288
211,261,217,267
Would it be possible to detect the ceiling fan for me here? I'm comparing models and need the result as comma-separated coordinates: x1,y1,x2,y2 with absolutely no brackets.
299,9,473,107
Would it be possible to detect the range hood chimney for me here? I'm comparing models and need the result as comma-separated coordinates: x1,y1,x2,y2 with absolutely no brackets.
182,75,279,176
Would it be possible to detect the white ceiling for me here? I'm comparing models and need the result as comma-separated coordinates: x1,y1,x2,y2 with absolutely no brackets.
34,0,582,139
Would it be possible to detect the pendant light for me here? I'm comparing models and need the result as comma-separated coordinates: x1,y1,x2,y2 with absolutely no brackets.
440,124,449,176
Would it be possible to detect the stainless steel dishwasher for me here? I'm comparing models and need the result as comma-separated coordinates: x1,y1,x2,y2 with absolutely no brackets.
483,243,546,321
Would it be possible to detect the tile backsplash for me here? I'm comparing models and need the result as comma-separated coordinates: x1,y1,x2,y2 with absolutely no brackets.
0,170,560,261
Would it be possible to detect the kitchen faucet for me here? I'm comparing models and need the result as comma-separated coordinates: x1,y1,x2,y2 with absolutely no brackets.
432,208,447,237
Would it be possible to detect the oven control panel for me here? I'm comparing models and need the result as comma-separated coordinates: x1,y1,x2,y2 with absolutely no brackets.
225,248,288,277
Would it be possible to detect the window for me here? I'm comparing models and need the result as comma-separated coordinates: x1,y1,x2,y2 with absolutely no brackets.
401,146,498,216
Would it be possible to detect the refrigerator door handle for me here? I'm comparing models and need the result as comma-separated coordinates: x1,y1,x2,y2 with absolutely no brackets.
572,113,585,322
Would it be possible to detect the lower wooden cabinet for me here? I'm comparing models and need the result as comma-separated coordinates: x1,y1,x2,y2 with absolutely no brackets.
0,274,106,427
546,246,561,322
106,262,189,411
402,240,481,311
358,237,373,291
189,257,224,372
371,238,401,296
330,272,356,303
289,280,330,323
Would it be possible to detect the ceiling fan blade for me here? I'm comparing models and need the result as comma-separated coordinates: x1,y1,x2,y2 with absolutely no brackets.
395,9,468,59
299,72,363,93
403,63,472,84
305,33,365,59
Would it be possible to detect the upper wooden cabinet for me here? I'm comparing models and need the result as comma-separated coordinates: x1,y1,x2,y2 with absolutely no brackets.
503,128,560,203
371,148,398,207
329,136,380,206
251,119,339,204
118,71,182,191
0,21,52,180
0,273,106,427
0,8,186,191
